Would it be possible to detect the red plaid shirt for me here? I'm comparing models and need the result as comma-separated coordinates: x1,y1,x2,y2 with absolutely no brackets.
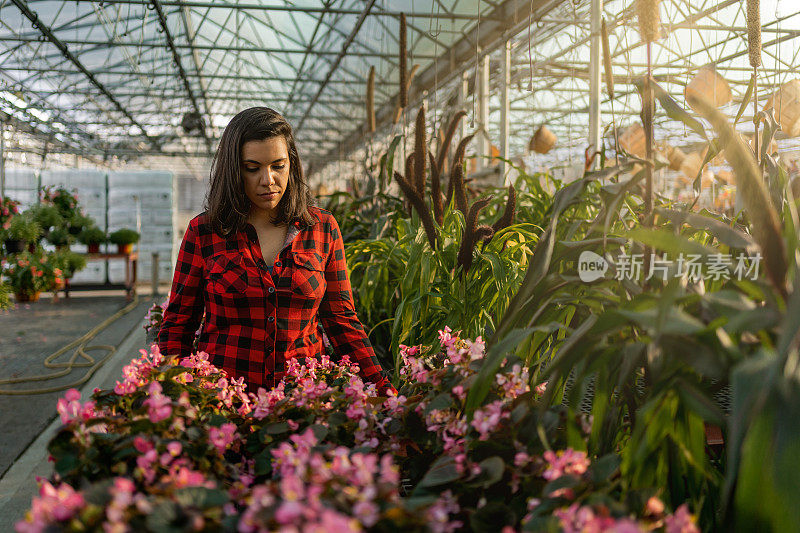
157,206,391,392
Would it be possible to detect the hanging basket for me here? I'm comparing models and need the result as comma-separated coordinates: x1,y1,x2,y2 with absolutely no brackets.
685,66,732,114
529,126,556,154
660,144,686,171
619,123,646,158
765,79,800,138
680,151,706,183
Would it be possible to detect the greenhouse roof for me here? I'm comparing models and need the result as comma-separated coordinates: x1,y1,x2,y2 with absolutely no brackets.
0,0,799,177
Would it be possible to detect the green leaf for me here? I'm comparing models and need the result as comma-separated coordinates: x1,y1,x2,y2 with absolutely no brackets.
174,487,229,509
472,456,506,488
734,75,755,125
265,421,289,435
416,455,461,489
590,454,621,483
470,501,516,533
651,80,708,140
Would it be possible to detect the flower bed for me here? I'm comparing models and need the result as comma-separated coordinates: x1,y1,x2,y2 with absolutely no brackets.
17,330,697,532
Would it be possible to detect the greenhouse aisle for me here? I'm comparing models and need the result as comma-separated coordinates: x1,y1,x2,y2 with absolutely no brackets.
0,294,155,529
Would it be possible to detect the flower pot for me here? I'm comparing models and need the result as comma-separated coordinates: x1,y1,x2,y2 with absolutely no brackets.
4,239,25,254
117,243,133,254
87,243,101,254
15,290,41,303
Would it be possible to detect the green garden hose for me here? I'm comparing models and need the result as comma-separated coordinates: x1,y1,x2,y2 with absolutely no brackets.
0,293,141,395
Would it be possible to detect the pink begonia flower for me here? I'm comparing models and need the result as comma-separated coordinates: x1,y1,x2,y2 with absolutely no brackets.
664,504,700,533
383,390,407,414
166,441,182,457
56,388,97,425
274,501,304,524
209,423,238,454
645,496,665,516
142,381,172,423
251,383,285,420
136,449,158,484
542,449,590,481
133,436,153,454
470,400,508,440
514,452,531,467
16,480,85,532
172,466,210,488
451,385,467,401
466,336,485,360
556,503,646,533
426,489,463,533
353,500,379,527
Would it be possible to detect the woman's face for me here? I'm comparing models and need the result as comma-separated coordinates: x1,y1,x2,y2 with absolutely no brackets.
241,135,290,220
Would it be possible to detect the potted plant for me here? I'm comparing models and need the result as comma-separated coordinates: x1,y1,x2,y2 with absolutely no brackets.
51,249,87,280
2,251,61,302
67,211,94,236
4,213,42,254
78,226,106,254
0,196,21,240
28,204,63,239
108,228,139,254
40,186,79,219
47,227,73,250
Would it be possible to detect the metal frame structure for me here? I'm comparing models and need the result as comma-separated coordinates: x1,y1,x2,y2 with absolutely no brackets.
0,0,798,184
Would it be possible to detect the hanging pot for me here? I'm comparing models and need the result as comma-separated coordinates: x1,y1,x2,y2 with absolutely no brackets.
117,243,133,255
529,125,556,154
765,79,800,138
87,243,101,254
4,239,25,254
685,66,732,114
619,123,646,158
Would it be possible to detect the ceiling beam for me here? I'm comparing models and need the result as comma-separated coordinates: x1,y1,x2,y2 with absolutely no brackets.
0,36,441,59
47,0,494,21
323,0,562,165
151,0,212,151
295,0,376,133
8,0,158,148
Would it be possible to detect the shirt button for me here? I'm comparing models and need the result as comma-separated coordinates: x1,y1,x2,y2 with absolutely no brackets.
268,287,275,293
275,261,281,267
268,316,275,322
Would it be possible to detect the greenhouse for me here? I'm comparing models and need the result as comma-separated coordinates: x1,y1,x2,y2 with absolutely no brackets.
1,0,799,530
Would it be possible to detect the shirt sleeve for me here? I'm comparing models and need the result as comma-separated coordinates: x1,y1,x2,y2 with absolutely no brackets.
318,215,392,393
157,219,205,357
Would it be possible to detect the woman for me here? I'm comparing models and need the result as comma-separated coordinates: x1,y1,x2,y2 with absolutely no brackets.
157,107,393,394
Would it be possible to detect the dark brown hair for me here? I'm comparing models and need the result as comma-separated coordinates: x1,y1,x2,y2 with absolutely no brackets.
205,107,315,237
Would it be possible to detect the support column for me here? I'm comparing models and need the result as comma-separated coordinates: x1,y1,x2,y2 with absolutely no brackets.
587,0,603,170
476,53,490,171
0,123,5,198
500,38,511,184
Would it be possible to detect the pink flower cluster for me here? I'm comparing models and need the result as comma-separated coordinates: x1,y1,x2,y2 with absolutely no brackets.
554,503,643,533
114,347,166,395
209,422,238,454
15,480,85,533
239,428,400,532
471,400,510,441
142,381,172,423
542,449,591,481
56,388,97,425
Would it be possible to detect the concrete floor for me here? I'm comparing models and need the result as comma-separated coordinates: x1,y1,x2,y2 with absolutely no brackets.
0,291,157,529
